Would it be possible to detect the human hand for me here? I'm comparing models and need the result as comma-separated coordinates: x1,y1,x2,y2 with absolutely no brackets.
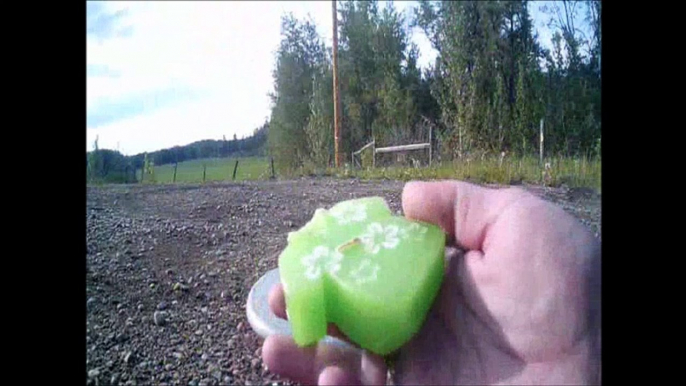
261,180,601,385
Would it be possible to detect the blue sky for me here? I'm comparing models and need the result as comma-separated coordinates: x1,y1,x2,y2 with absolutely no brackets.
87,1,586,156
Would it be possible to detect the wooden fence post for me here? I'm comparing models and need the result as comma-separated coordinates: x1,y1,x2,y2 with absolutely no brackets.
429,125,433,167
203,165,206,183
270,157,275,179
539,118,544,165
173,163,178,183
232,160,239,181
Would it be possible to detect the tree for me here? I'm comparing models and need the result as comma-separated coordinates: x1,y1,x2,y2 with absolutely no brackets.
87,135,103,181
268,14,328,170
539,0,601,156
304,50,335,168
412,0,598,159
415,1,507,157
337,0,423,151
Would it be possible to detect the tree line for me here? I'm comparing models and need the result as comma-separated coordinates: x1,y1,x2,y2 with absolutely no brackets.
87,121,268,183
267,0,601,171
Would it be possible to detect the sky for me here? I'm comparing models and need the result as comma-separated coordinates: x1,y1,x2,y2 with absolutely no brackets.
86,1,584,156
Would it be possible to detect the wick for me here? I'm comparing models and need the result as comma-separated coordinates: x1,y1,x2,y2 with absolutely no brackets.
337,238,361,252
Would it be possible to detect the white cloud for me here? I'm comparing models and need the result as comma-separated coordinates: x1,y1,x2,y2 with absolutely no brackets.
87,93,259,155
87,1,334,155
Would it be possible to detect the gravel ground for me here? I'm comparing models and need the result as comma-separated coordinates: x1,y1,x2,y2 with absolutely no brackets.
86,178,601,386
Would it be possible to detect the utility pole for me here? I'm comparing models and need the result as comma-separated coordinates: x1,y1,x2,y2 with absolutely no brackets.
332,0,342,168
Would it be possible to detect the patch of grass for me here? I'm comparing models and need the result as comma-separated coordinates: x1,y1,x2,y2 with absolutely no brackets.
313,155,601,190
143,157,272,184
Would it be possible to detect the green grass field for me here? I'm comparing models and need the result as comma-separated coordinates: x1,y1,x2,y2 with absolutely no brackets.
352,155,601,191
137,155,600,191
140,157,272,183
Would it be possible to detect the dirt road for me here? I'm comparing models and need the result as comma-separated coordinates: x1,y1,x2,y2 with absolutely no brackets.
86,178,601,386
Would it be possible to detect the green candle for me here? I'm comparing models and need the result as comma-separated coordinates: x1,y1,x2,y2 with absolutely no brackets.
278,197,446,355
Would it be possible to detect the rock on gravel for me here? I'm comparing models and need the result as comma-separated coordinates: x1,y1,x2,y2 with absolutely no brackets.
153,310,169,326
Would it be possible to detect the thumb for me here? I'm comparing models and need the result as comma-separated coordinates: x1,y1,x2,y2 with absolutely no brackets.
401,180,525,251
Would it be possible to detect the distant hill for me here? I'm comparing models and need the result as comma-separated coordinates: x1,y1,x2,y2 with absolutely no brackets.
87,122,268,183
128,121,268,168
